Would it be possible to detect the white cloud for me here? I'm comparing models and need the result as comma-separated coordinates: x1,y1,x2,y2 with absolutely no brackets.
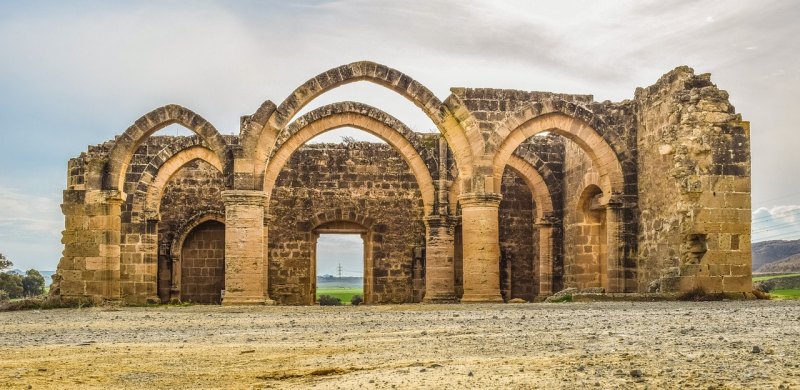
752,205,800,242
0,187,62,270
317,234,364,276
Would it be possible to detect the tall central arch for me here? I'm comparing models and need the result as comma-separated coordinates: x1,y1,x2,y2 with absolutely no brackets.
263,102,435,304
245,61,474,190
263,102,437,215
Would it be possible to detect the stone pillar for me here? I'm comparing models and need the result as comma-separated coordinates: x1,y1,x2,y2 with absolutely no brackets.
605,200,625,293
422,215,458,303
58,189,123,301
535,221,554,297
458,193,504,302
221,190,273,305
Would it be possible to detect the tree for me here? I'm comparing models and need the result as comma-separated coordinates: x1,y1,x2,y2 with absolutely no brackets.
21,269,45,297
0,253,12,272
0,272,23,298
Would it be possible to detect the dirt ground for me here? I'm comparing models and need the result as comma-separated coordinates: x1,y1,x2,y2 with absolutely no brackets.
0,300,798,389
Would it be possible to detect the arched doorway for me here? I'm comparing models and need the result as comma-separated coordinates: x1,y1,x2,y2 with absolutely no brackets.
571,184,608,290
177,220,226,304
312,221,369,304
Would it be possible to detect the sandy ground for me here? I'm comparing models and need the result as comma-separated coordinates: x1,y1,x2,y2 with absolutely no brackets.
0,300,799,389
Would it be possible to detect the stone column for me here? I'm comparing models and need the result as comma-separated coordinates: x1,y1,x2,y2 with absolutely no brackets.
535,220,554,297
221,190,273,305
422,215,458,303
458,193,504,302
605,200,625,293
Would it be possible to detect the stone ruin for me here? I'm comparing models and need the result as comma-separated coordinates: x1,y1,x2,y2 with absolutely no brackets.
50,61,752,305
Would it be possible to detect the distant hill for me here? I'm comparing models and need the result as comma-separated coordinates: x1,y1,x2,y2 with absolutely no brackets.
752,239,800,270
316,276,362,289
757,254,800,273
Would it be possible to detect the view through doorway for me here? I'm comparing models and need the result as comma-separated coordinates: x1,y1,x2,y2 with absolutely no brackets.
315,233,365,304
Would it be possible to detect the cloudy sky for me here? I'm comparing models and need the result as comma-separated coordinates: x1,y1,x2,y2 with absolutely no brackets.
0,0,798,272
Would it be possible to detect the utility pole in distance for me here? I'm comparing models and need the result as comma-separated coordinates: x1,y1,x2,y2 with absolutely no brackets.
337,263,343,278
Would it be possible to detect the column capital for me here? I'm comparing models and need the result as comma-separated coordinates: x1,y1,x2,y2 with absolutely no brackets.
221,190,267,206
424,214,457,229
535,212,558,226
86,189,125,204
458,192,502,208
602,193,626,209
144,209,161,223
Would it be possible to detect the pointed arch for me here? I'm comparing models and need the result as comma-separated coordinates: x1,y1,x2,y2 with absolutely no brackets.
102,104,229,192
492,101,624,204
140,146,223,220
170,212,226,264
245,61,474,185
263,102,437,215
505,155,554,222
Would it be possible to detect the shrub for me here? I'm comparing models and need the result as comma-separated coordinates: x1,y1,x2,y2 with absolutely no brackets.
350,295,363,306
0,290,8,302
0,273,23,298
753,280,774,293
0,296,94,312
677,287,724,301
318,295,341,306
548,294,572,303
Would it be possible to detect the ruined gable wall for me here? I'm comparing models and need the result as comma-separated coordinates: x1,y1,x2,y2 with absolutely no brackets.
635,66,751,294
268,142,426,305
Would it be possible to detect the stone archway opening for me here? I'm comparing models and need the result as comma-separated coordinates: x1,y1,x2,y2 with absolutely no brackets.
313,228,367,305
178,220,225,304
266,110,429,305
573,184,608,290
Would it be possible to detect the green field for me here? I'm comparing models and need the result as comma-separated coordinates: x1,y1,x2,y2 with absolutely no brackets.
752,273,800,282
751,273,800,300
316,288,363,304
769,289,800,299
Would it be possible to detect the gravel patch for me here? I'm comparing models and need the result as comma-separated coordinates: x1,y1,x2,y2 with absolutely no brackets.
1,300,798,388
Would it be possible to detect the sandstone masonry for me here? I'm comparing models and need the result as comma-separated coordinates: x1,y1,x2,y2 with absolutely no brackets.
51,61,752,305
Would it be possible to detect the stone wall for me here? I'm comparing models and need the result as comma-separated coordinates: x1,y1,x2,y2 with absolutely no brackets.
156,158,225,302
51,61,752,304
179,220,225,304
268,142,426,305
499,168,536,301
635,67,751,293
562,139,608,290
